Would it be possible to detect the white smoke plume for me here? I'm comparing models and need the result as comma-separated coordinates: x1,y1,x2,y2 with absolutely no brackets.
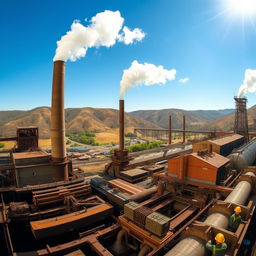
54,10,145,62
120,60,176,99
118,26,145,45
179,77,189,83
237,69,256,97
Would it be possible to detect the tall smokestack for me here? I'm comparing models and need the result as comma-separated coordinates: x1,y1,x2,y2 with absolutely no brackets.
234,96,249,141
108,99,129,177
51,61,66,163
119,100,125,151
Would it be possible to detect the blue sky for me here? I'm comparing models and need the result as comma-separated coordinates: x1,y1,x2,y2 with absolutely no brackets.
1,0,256,111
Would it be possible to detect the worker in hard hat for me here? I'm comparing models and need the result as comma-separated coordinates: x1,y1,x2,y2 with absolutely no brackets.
229,206,243,232
206,233,227,256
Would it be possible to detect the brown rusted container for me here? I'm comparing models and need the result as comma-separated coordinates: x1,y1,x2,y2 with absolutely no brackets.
134,206,153,227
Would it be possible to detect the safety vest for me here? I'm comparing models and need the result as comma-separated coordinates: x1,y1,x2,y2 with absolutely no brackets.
206,242,227,256
229,213,242,230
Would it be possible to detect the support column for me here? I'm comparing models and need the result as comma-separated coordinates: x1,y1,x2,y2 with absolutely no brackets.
183,115,186,143
169,115,172,145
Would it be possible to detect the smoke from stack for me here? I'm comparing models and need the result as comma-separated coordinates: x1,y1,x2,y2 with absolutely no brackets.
179,77,189,83
237,69,256,97
120,60,176,99
53,10,145,62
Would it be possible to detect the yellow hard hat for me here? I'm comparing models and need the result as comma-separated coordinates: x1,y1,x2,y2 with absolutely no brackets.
215,233,225,243
234,206,241,213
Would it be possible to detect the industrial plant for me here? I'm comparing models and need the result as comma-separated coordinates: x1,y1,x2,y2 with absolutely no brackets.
0,57,256,256
1,4,256,255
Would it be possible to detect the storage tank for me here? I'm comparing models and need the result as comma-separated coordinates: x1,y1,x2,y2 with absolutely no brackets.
228,138,256,169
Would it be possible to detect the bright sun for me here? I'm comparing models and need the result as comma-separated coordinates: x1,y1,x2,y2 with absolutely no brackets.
228,0,256,16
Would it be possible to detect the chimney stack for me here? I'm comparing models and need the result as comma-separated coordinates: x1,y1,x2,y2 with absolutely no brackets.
119,99,125,151
108,99,129,177
234,97,249,141
51,61,67,163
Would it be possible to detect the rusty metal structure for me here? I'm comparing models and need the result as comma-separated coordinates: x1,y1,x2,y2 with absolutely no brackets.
51,61,66,163
234,97,249,142
134,128,256,142
119,99,125,152
16,127,38,151
51,60,69,182
1,83,256,256
0,127,39,151
108,133,256,256
106,100,130,177
164,169,256,256
0,119,256,256
1,49,256,256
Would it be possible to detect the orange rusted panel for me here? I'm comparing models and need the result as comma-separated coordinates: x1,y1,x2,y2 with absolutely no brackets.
168,153,229,185
186,154,217,184
167,157,182,177
30,204,113,239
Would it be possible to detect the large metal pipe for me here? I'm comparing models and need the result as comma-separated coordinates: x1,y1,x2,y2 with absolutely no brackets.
112,229,126,254
164,236,205,256
228,138,256,170
164,171,255,256
129,186,157,202
51,61,66,163
204,212,229,228
169,115,172,145
119,99,125,151
138,244,151,256
225,177,254,204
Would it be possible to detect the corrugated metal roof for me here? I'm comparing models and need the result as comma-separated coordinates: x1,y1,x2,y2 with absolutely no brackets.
191,152,230,168
208,134,244,146
17,126,38,129
13,151,49,159
108,178,146,195
122,168,148,177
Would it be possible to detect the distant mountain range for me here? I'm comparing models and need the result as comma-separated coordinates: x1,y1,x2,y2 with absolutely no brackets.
206,105,256,131
130,109,235,129
0,107,160,138
0,106,255,139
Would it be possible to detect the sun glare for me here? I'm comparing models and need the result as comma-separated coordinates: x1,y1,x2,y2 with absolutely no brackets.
228,0,256,16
